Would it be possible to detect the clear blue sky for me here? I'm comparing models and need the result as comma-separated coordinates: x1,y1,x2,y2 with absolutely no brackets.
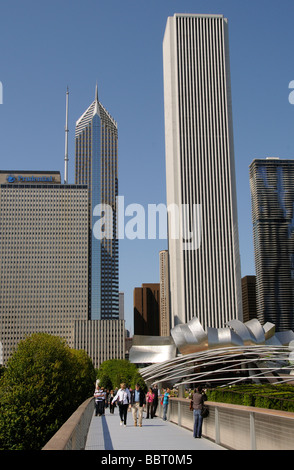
1,0,294,333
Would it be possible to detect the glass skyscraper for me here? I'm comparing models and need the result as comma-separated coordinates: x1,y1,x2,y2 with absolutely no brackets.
163,14,242,330
75,86,119,320
250,158,294,331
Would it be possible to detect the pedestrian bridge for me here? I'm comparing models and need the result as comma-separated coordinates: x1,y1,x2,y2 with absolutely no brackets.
84,406,223,451
43,396,294,451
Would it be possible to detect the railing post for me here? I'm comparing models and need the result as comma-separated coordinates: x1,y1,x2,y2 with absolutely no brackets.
178,400,181,426
215,406,220,445
250,412,256,450
178,386,184,427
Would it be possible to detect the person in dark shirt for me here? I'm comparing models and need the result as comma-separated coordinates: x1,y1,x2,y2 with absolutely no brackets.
192,386,207,438
152,384,159,417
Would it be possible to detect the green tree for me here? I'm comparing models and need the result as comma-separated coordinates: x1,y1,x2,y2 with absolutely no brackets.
97,359,146,390
70,348,97,403
0,333,96,450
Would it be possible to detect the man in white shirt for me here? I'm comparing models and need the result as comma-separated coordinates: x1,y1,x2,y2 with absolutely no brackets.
94,386,106,417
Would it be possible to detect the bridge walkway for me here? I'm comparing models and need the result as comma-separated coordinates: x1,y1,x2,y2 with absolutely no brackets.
85,407,225,451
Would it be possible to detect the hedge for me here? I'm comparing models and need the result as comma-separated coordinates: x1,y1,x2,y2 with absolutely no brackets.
205,384,294,412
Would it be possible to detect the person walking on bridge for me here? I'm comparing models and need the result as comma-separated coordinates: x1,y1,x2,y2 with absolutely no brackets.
111,383,130,427
129,383,146,427
162,388,170,421
146,387,155,419
94,386,105,417
192,386,207,438
109,390,116,414
152,384,159,417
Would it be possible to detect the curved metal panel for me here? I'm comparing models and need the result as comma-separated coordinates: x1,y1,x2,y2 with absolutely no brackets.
171,317,208,354
226,319,255,345
187,316,207,343
263,322,276,340
275,330,294,345
265,335,282,346
207,327,243,348
129,344,177,364
132,335,174,346
289,341,294,366
173,324,199,354
244,319,265,344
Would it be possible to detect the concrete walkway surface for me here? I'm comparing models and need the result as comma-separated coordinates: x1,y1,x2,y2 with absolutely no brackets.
85,408,225,451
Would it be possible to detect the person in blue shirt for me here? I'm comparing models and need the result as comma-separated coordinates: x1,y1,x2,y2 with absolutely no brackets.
129,383,146,427
162,388,170,421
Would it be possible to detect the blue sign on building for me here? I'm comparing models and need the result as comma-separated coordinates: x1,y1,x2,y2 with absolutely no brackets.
6,174,54,183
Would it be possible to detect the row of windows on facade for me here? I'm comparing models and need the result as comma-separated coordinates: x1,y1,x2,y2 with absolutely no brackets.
0,264,87,269
1,309,87,316
1,224,88,229
1,310,87,316
1,237,87,241
0,201,86,207
0,196,87,200
1,188,87,193
0,273,87,277
1,291,87,296
1,278,87,283
77,130,117,142
76,147,117,154
75,159,117,168
1,244,87,249
1,286,87,292
2,255,88,260
72,178,117,187
0,192,87,196
75,142,117,151
1,200,87,207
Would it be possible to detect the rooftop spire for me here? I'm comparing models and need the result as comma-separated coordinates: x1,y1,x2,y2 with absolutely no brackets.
93,82,100,116
95,82,99,102
64,86,69,184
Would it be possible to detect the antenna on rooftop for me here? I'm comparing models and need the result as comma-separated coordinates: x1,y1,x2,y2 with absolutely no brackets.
64,86,69,184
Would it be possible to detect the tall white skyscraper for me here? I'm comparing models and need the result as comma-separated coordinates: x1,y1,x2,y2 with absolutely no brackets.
163,14,242,329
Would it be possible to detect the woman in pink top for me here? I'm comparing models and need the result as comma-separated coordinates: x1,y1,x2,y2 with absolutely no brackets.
146,387,155,419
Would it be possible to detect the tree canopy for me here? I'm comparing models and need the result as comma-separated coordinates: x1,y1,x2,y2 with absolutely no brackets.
0,333,96,450
96,359,146,391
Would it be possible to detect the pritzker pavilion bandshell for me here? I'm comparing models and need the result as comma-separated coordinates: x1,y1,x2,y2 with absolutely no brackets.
129,317,294,387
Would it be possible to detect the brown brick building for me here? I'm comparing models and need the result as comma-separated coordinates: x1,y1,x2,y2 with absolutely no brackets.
241,275,257,323
134,283,160,336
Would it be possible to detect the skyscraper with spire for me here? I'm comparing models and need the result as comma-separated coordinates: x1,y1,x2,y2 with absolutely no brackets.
75,85,119,320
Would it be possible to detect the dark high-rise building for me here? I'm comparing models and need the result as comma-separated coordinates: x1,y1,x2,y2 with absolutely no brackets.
250,158,294,331
75,85,119,320
241,276,257,323
134,284,160,336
